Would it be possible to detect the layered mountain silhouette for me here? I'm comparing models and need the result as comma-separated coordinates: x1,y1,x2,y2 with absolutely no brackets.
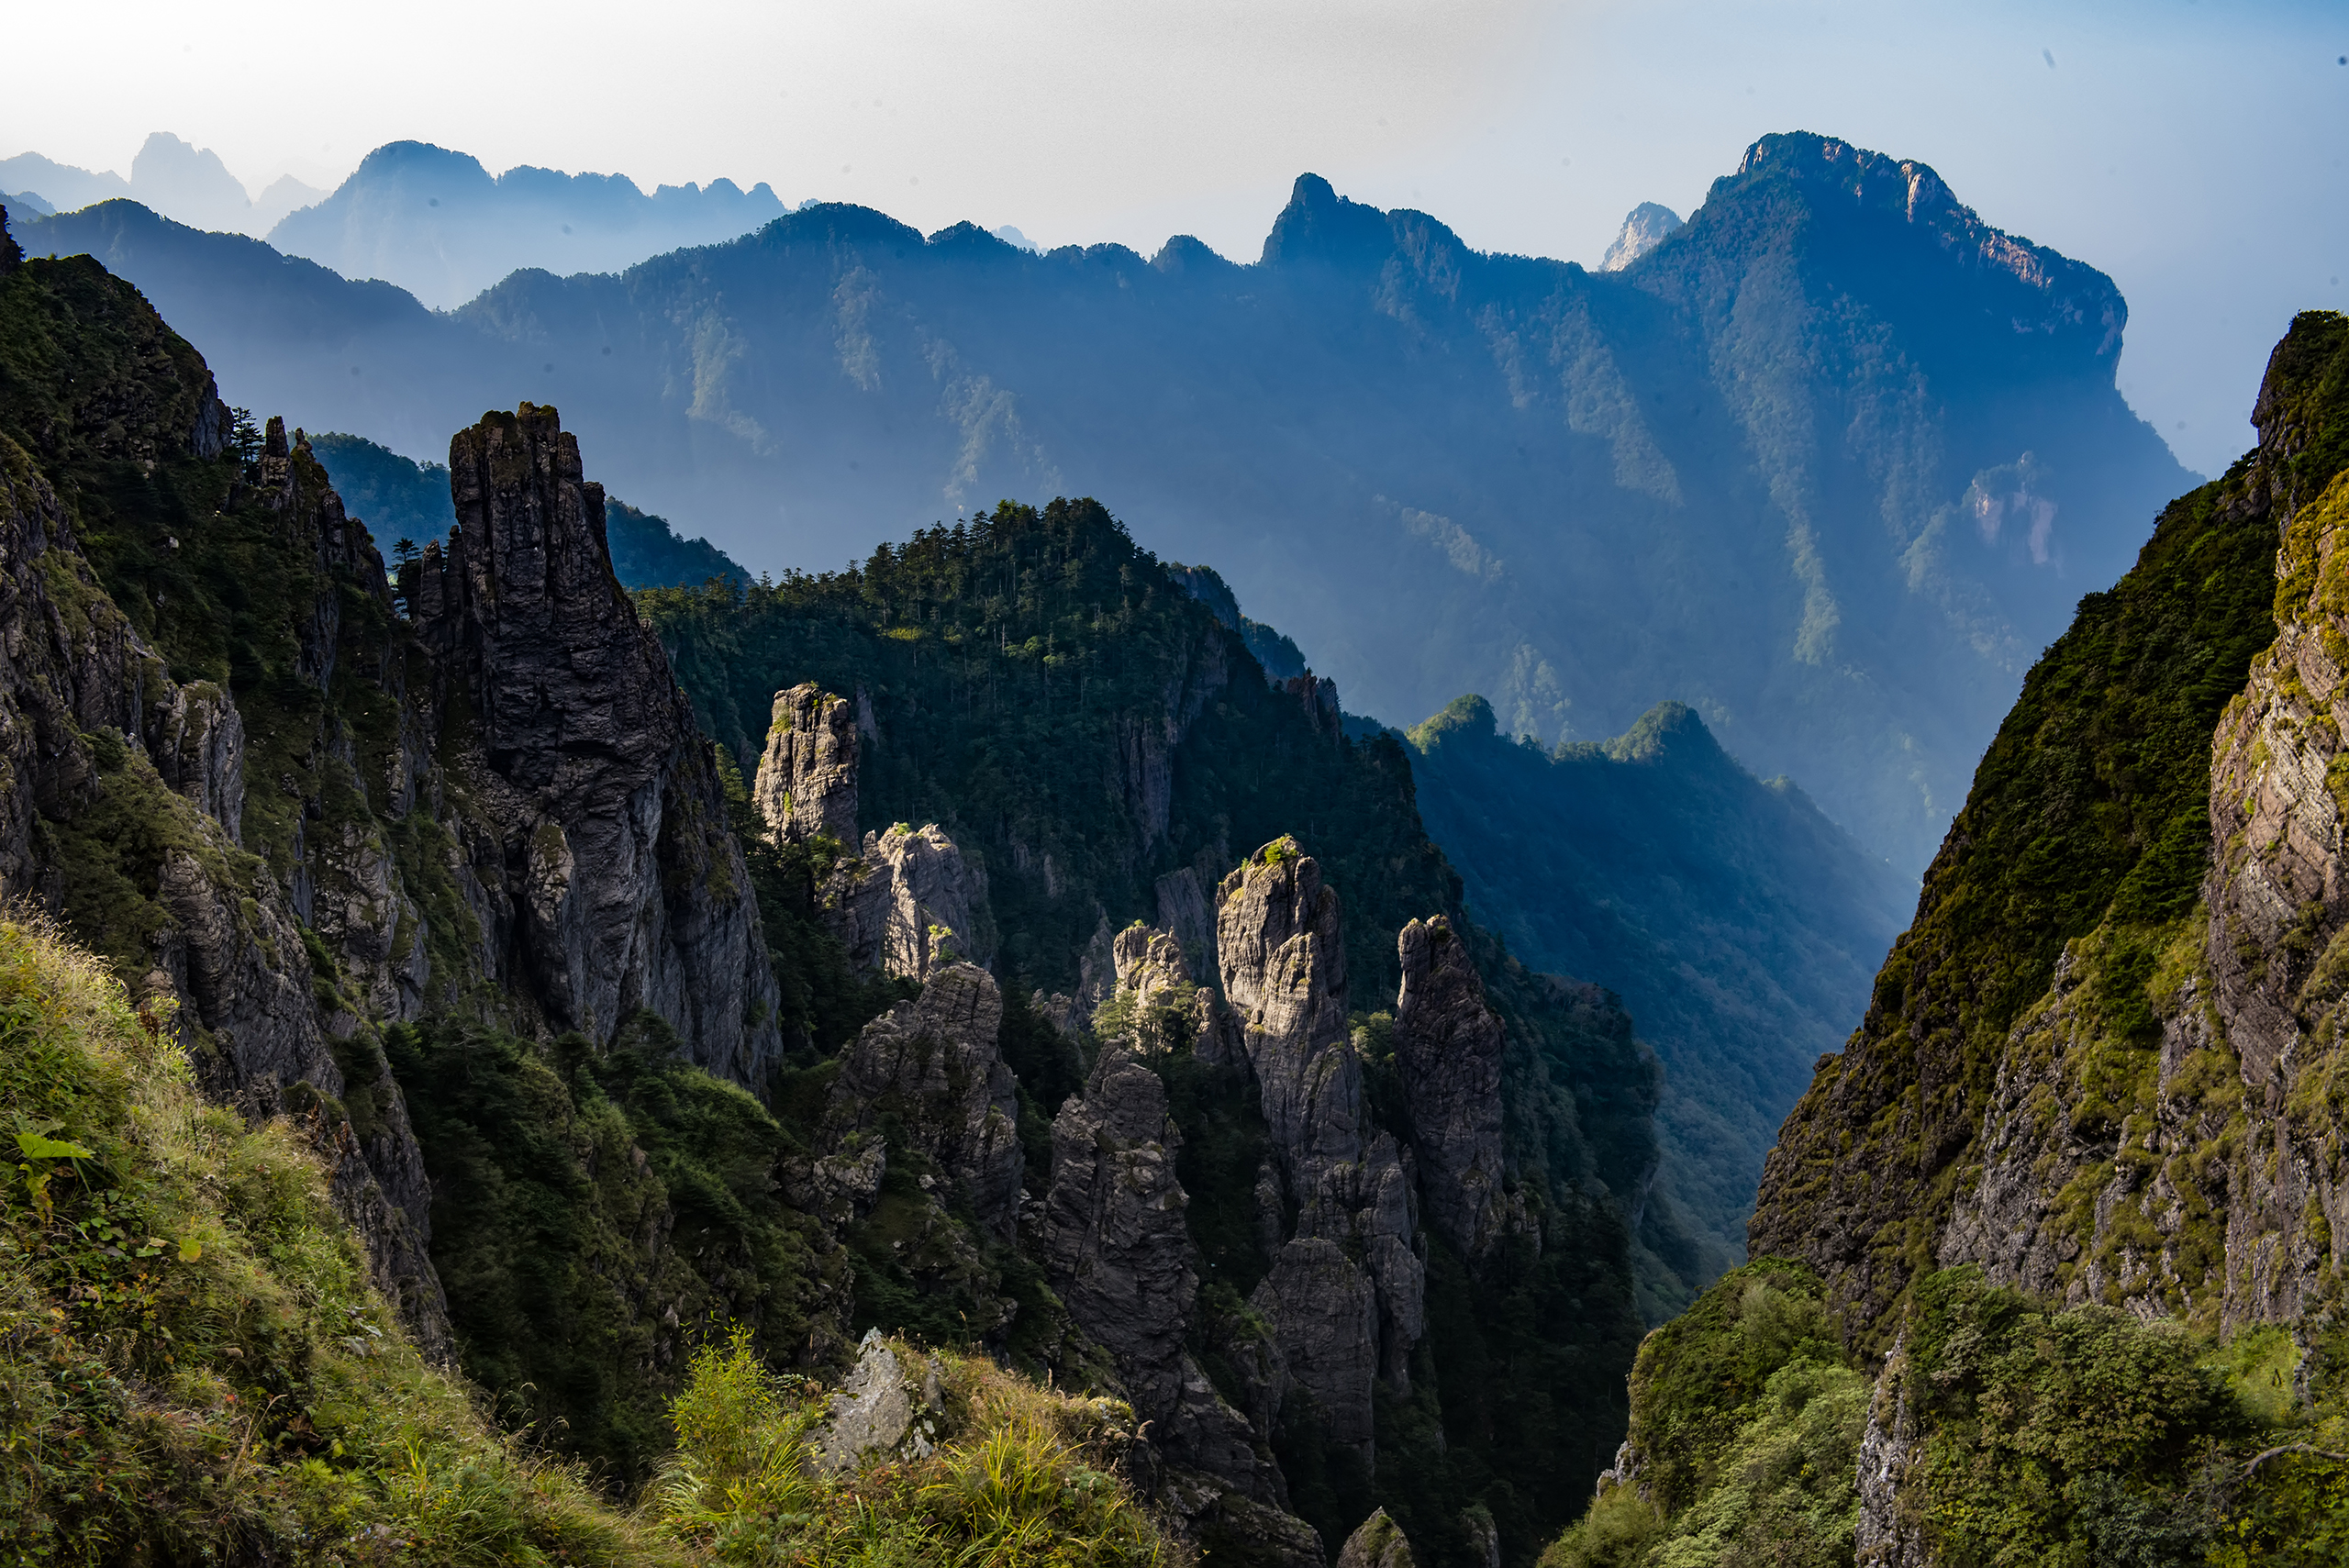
267,140,790,307
0,132,323,237
14,131,2193,866
1397,695,1909,1309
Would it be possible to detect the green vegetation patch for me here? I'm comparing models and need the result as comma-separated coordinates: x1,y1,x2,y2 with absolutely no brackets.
0,912,671,1564
384,1013,846,1487
655,1329,1171,1565
1541,1259,1865,1568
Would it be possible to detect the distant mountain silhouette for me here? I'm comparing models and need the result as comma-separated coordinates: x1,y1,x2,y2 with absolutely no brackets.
0,133,322,236
16,132,2195,865
266,141,788,307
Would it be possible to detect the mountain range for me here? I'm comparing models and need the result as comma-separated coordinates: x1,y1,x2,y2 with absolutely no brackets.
12,131,2194,871
2,133,788,306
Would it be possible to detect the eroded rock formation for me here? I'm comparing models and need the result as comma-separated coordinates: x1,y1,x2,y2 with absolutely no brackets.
1216,838,1426,1462
0,401,451,1354
1394,916,1509,1259
754,681,858,843
831,822,996,981
823,961,1024,1240
408,405,783,1086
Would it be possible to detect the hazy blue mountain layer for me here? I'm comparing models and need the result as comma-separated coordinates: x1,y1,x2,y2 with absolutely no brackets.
0,132,322,237
308,430,748,587
13,133,2193,868
1395,695,1909,1312
267,140,789,308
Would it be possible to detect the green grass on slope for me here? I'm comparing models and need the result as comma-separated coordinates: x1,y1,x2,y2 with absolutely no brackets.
384,1015,851,1489
0,912,674,1565
1749,319,2349,1339
658,1329,1172,1566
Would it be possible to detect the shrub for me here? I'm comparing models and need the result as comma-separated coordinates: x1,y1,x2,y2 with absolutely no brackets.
656,1329,1175,1566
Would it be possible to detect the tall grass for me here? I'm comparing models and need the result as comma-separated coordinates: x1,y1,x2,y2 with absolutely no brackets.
0,910,677,1565
655,1329,1178,1567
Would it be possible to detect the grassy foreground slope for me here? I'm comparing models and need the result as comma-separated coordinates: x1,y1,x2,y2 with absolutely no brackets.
0,907,1182,1565
0,911,672,1563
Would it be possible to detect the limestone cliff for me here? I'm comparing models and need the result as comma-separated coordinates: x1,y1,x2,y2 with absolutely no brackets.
0,276,448,1350
831,822,996,981
822,961,1024,1241
1747,319,2346,1334
745,681,996,983
1394,916,1510,1260
1723,312,2349,1561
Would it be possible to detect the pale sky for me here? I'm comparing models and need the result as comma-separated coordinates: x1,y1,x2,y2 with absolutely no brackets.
7,0,2345,477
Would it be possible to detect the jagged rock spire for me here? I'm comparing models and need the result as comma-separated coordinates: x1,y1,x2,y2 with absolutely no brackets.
754,682,859,842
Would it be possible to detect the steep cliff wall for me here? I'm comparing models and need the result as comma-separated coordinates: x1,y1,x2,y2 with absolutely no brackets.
1680,313,2349,1568
406,405,782,1083
0,247,790,1358
1748,320,2346,1335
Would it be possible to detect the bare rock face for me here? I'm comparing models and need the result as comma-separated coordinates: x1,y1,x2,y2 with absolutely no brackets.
806,1329,946,1477
1394,917,1509,1259
1854,1340,1928,1568
1335,1507,1419,1568
832,822,996,982
1040,1044,1197,1418
409,404,782,1087
753,682,858,842
1218,839,1363,1195
1250,1236,1380,1452
824,961,1023,1240
1217,838,1425,1463
1048,929,1289,1510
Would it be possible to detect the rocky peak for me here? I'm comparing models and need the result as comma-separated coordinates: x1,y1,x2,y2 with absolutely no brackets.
1217,837,1360,1194
408,403,782,1084
1598,203,1682,272
1334,1507,1419,1568
1039,1041,1196,1420
1394,916,1509,1259
831,822,996,982
1216,836,1426,1463
753,681,858,842
823,961,1023,1240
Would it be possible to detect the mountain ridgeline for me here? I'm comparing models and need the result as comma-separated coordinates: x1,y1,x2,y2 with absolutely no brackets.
1556,314,2349,1563
1397,695,1909,1310
18,131,2193,871
0,210,1675,1565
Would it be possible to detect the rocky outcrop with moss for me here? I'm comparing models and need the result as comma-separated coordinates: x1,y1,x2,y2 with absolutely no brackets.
821,961,1024,1242
753,680,858,843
